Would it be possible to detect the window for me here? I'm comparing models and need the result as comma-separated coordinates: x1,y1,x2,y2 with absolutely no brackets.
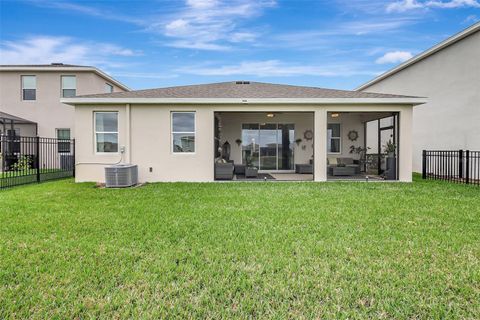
56,129,71,153
327,123,341,154
172,112,195,153
22,75,36,100
105,83,114,93
95,112,118,153
61,75,76,97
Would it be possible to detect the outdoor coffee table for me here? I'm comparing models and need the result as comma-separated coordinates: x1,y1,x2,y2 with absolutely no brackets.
332,166,356,176
295,164,313,174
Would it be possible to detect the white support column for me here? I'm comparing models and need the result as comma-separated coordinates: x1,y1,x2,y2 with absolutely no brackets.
399,107,413,182
314,108,327,181
206,109,215,181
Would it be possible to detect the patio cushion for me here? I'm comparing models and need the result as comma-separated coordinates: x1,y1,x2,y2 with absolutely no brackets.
339,157,354,165
327,157,337,165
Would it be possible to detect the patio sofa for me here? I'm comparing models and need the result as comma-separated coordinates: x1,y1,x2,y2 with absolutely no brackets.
327,157,361,176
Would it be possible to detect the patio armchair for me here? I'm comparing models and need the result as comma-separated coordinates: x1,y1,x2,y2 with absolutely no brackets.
214,162,234,180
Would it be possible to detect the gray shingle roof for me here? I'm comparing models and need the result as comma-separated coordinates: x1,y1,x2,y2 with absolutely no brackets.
76,81,417,99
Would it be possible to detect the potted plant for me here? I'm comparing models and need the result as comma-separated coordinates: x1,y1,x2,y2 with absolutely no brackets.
349,146,371,172
383,140,396,157
349,146,370,155
383,140,396,180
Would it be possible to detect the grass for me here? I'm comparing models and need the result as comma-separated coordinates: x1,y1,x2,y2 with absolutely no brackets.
1,175,479,318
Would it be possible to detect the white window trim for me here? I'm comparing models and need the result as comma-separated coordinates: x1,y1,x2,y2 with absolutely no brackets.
327,123,341,155
56,128,71,154
171,111,196,154
21,75,36,101
94,111,119,154
61,75,77,98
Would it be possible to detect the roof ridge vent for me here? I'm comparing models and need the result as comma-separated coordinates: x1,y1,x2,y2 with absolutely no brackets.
51,63,64,65
235,81,250,85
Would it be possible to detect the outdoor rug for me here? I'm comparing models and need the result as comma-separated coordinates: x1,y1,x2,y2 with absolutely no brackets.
234,173,276,181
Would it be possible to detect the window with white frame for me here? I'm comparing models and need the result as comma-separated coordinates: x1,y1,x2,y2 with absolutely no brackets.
95,112,118,153
171,112,195,153
21,75,36,100
327,123,341,154
105,83,114,93
61,75,76,97
56,128,71,153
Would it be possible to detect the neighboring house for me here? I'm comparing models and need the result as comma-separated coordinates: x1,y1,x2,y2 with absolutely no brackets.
63,81,424,183
357,22,480,172
0,63,130,140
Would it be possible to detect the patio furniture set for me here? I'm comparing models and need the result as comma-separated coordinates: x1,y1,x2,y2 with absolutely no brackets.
327,157,361,176
214,161,259,180
215,157,363,179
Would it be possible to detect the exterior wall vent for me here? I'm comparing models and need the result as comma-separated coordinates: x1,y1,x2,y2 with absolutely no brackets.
105,164,138,188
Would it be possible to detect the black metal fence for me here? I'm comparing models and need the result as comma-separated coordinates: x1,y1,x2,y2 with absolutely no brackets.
0,135,75,189
422,150,480,186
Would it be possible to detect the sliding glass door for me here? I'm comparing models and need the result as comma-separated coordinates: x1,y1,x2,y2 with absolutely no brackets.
241,124,260,168
242,123,294,171
259,123,277,170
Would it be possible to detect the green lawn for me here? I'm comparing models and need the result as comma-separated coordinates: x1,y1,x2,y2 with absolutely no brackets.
1,176,479,318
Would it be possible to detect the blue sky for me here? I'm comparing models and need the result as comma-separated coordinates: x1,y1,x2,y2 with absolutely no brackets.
1,0,479,90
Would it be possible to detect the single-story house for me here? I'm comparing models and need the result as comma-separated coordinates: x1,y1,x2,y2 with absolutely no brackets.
62,81,425,183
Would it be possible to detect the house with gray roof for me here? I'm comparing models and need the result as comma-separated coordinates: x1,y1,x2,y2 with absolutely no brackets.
63,81,425,183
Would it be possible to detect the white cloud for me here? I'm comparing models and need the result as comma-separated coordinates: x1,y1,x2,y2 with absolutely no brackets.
269,18,416,51
463,14,479,23
375,51,413,64
27,0,143,24
176,60,377,77
165,40,231,51
27,0,274,51
386,0,480,12
186,0,218,9
0,36,141,67
156,0,276,50
426,0,480,8
230,32,258,43
386,0,423,12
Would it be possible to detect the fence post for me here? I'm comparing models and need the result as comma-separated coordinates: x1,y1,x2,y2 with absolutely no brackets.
35,136,40,183
465,150,470,184
422,150,427,179
459,150,463,179
72,139,76,178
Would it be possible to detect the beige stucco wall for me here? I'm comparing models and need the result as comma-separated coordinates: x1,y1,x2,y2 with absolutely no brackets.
74,103,414,183
361,30,480,172
0,70,126,138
